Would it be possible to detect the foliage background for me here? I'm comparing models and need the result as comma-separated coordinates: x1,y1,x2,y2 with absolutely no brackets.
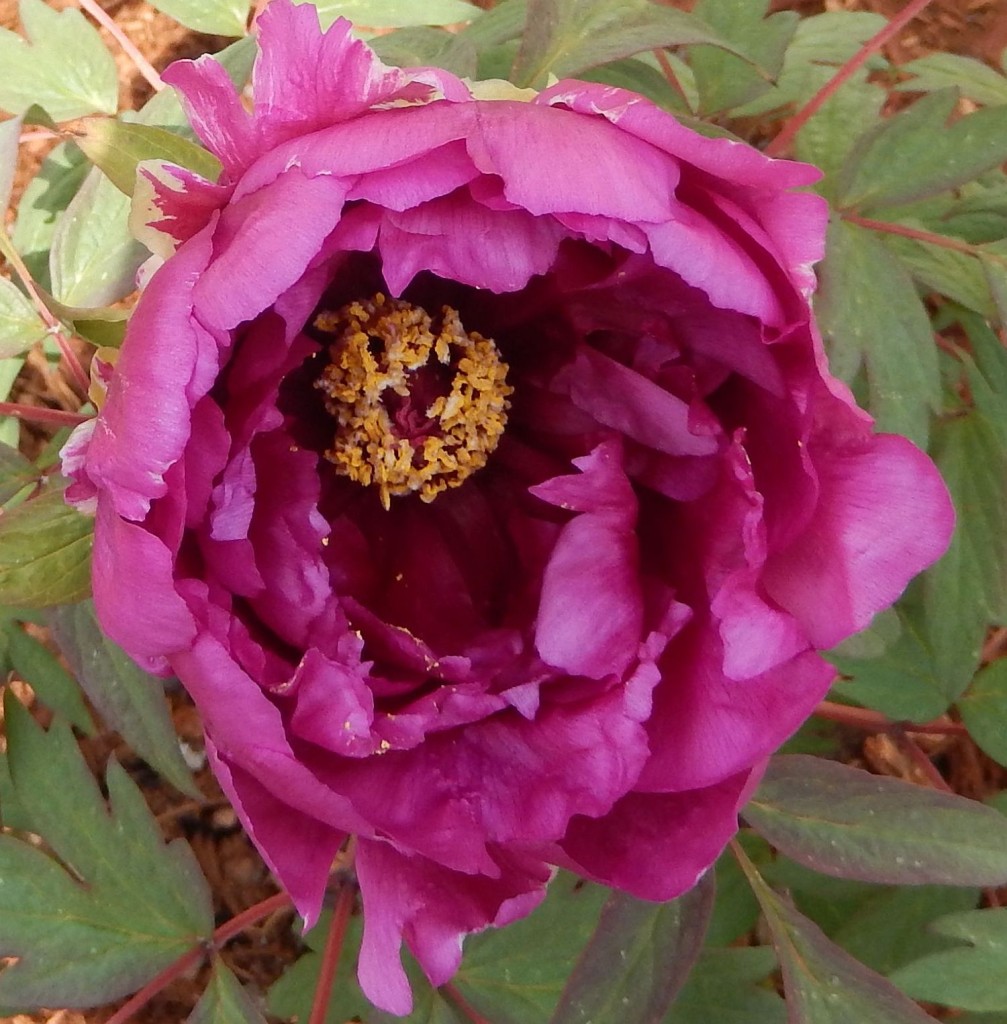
3,0,1007,1022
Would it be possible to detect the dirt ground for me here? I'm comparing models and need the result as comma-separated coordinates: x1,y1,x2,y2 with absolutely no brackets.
1,0,1007,1022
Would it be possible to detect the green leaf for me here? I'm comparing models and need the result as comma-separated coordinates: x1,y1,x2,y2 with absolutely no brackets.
895,53,1007,106
64,117,222,197
735,846,937,1024
49,165,147,307
829,885,979,976
665,947,786,1024
816,218,940,447
828,599,958,721
838,90,1007,213
578,56,693,115
890,909,1007,1011
511,0,753,88
0,695,213,1007
11,141,89,291
48,601,200,799
0,276,47,359
452,873,609,1023
188,959,269,1024
0,442,38,506
0,0,118,120
0,484,93,608
550,876,714,1024
454,0,525,49
688,0,797,115
0,115,22,213
294,0,481,29
706,838,767,947
149,0,250,36
369,27,478,77
960,660,1007,769
0,356,25,448
745,755,1007,887
6,624,93,734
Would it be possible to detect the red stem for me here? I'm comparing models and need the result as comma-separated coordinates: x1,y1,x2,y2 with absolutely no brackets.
653,49,691,109
308,882,356,1024
843,212,1003,259
443,982,492,1024
104,892,292,1024
764,0,938,158
814,700,968,736
0,401,89,427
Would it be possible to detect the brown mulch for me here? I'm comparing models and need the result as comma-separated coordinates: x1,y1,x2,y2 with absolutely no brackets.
2,1,1007,1022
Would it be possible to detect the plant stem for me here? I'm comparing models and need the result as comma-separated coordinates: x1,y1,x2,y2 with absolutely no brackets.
653,49,691,109
765,0,938,159
814,700,968,736
104,891,292,1024
843,212,1007,263
75,0,163,93
308,881,356,1024
0,401,89,427
443,982,492,1024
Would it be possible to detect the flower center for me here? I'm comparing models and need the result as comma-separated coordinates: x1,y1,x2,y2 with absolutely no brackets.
314,294,513,510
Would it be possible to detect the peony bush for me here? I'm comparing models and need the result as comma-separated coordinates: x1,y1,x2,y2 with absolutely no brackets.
59,1,953,1013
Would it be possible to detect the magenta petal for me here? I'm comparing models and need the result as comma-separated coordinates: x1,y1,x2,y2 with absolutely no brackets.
355,839,549,1014
559,771,750,900
92,497,196,670
763,435,955,648
194,171,347,330
533,443,644,679
208,742,345,927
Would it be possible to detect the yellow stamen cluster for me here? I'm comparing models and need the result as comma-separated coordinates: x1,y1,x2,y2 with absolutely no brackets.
314,294,512,509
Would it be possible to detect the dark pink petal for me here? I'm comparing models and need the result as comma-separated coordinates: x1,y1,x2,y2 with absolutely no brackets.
558,771,751,899
208,742,346,926
85,226,215,520
468,101,679,222
637,621,835,793
763,434,955,648
194,170,347,330
380,195,566,294
346,140,479,211
355,839,549,1015
162,55,258,180
92,497,196,671
533,442,644,678
552,346,720,457
132,161,232,257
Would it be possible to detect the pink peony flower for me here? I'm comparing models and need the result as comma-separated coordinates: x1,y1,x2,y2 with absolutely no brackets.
63,2,954,1013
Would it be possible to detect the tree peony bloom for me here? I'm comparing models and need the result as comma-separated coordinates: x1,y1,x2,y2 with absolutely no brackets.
62,1,954,1013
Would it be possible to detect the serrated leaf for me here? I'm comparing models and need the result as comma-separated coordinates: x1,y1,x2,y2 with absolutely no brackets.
49,165,146,307
890,909,1007,1011
0,275,47,359
188,959,269,1024
0,115,22,213
744,755,1007,887
149,0,250,36
6,624,93,733
838,90,1007,213
816,218,940,447
550,875,713,1024
48,601,199,799
64,117,222,197
0,0,118,120
0,695,213,1006
735,846,937,1024
0,484,93,607
0,443,37,506
665,947,786,1024
294,0,480,29
688,0,797,115
512,0,754,88
895,53,1007,106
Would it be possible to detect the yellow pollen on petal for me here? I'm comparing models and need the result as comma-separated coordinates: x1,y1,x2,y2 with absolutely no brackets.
314,294,513,509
